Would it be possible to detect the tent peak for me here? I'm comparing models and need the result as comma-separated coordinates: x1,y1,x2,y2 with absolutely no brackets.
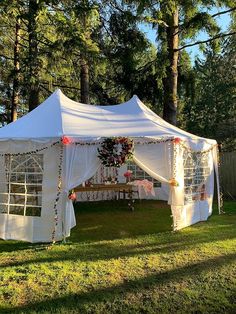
132,94,139,101
53,88,62,96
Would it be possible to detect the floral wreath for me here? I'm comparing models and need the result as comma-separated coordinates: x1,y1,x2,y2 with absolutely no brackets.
97,137,134,167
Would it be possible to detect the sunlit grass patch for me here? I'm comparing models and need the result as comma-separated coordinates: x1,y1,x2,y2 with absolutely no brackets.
0,200,235,313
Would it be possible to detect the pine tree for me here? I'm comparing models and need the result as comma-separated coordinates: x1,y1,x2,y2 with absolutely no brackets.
127,0,236,125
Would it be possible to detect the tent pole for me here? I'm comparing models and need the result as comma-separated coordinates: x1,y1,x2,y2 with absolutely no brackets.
213,146,221,214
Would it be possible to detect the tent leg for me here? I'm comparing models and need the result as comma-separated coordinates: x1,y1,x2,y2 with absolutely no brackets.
212,146,222,214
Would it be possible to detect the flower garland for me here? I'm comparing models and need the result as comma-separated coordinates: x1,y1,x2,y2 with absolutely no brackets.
0,141,60,157
97,137,134,167
52,143,63,243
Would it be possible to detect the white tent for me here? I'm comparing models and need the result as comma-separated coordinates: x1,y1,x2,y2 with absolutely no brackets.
0,89,220,242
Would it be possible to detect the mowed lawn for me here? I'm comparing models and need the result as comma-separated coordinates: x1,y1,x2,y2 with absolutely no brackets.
0,200,236,313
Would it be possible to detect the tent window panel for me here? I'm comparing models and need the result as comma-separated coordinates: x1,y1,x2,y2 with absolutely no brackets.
11,173,25,183
10,194,25,205
183,151,210,204
27,195,42,206
25,207,41,217
0,154,44,217
10,184,25,194
27,185,42,195
26,173,43,184
9,205,24,215
127,162,161,188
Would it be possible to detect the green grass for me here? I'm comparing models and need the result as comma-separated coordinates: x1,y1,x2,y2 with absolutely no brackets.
0,200,235,314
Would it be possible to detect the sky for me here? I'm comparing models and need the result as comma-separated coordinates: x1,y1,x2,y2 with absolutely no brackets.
141,8,231,62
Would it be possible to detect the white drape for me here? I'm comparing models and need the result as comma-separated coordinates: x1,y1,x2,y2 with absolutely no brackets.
133,142,184,207
62,144,101,237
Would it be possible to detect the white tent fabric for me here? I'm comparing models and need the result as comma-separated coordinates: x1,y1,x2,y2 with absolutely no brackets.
0,89,219,242
63,143,101,237
0,89,216,144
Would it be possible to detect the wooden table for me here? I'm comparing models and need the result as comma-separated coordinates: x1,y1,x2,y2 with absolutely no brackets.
74,183,137,210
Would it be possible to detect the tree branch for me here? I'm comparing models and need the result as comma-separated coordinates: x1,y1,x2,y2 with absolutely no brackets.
175,7,236,36
175,31,236,51
211,6,236,18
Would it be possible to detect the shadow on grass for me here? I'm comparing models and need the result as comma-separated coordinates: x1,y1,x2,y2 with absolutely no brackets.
0,201,235,267
2,252,236,314
1,221,235,269
0,200,172,253
0,240,42,254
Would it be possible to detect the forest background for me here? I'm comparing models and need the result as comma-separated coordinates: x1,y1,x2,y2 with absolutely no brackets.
0,0,235,151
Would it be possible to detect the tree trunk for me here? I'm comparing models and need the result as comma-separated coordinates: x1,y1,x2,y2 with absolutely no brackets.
11,17,21,122
80,1,90,104
28,0,39,111
163,8,179,125
80,56,90,104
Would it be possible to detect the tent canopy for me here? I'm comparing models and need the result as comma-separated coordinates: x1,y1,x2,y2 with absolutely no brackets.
0,89,219,242
0,89,215,144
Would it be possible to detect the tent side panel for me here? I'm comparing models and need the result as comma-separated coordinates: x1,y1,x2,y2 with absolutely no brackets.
0,213,34,242
171,144,214,230
32,145,63,242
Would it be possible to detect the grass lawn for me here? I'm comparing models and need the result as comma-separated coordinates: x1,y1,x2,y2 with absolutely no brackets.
0,200,236,313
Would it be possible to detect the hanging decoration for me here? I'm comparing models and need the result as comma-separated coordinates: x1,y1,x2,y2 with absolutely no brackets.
169,178,179,187
173,137,182,145
68,189,77,201
178,140,218,154
124,170,133,182
170,137,180,188
61,136,73,145
0,141,60,157
97,137,134,167
52,144,63,243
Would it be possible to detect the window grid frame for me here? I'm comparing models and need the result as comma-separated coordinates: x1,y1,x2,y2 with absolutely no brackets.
0,154,43,216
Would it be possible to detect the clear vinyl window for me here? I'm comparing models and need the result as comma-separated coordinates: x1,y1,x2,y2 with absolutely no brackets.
127,162,161,188
0,154,43,216
183,151,210,204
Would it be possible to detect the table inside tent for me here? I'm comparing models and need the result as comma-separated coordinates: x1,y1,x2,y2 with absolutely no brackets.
74,183,139,210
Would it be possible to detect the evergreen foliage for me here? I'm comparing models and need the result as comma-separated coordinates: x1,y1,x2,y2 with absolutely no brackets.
0,0,235,149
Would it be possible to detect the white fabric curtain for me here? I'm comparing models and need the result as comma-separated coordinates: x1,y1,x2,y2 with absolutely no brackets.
62,143,101,237
133,142,185,207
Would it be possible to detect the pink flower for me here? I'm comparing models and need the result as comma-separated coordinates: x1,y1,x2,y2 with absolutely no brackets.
68,192,76,200
173,137,181,144
62,136,73,145
124,170,133,178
